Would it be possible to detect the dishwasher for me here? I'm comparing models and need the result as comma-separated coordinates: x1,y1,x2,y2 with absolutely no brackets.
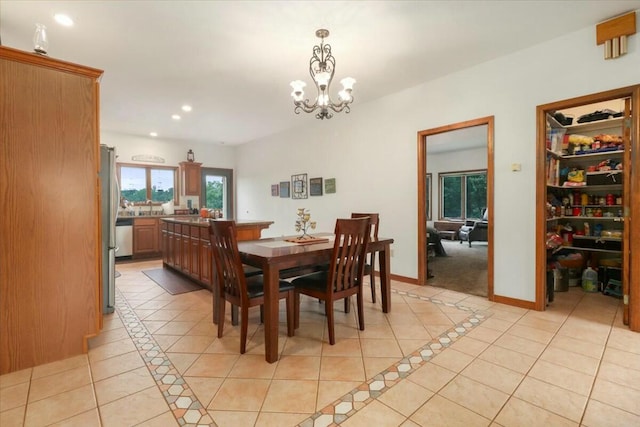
115,217,133,257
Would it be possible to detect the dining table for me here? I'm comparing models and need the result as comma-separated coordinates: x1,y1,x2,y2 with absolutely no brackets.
235,232,394,363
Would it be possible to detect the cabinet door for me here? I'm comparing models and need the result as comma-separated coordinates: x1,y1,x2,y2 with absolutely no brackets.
133,218,159,256
181,230,190,273
180,162,202,196
200,239,212,287
190,236,201,279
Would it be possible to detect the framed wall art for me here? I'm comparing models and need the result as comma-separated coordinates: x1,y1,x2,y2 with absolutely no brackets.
291,173,308,199
309,177,323,196
271,184,279,197
324,178,336,194
279,181,290,198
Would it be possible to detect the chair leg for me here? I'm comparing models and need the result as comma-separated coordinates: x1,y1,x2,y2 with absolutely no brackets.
344,296,350,313
294,291,300,329
325,299,336,345
240,305,249,354
286,291,295,337
217,299,226,338
370,270,376,303
259,305,264,324
357,290,365,331
231,304,239,326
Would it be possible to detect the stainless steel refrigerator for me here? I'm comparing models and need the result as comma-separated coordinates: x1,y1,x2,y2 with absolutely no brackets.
99,145,119,314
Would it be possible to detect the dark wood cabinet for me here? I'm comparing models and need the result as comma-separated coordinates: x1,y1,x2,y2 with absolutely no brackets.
160,218,273,290
180,161,202,196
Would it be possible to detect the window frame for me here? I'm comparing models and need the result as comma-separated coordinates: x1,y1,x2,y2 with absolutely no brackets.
438,169,487,220
117,163,179,205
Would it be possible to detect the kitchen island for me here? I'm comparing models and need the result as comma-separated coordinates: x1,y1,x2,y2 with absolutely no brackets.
160,217,273,290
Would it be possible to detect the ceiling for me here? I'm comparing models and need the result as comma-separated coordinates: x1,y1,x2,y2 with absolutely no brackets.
2,1,639,146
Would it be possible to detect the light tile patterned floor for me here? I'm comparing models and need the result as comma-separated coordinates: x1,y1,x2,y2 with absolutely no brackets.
2,259,640,426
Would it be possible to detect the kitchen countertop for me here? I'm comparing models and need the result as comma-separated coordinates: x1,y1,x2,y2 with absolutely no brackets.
161,217,274,228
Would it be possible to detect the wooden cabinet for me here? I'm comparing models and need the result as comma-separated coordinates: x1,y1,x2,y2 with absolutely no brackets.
180,161,202,196
160,218,273,290
0,47,103,374
133,218,161,258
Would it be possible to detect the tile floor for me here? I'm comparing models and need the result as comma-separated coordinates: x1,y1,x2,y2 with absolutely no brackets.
2,259,640,426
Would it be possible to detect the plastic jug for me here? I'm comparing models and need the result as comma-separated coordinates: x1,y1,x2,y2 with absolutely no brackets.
581,266,598,293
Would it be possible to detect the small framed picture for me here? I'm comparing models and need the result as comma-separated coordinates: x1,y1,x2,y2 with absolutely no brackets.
291,173,308,199
279,181,290,198
271,184,279,197
310,177,323,196
325,178,336,194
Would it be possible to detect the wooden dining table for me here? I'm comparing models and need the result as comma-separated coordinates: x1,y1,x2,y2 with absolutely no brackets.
236,233,394,363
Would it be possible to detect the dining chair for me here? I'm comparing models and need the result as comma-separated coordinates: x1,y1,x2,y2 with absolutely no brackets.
292,217,370,345
351,213,380,303
208,220,295,353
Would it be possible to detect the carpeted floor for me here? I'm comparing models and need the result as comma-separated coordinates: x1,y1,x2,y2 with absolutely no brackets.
427,239,488,297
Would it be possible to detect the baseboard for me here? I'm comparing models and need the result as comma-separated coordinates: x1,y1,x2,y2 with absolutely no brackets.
491,294,537,310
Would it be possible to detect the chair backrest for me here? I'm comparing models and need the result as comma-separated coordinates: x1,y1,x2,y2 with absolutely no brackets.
208,220,248,305
328,217,370,294
351,212,379,240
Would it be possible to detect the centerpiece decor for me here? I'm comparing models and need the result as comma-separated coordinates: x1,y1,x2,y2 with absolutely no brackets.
295,208,316,239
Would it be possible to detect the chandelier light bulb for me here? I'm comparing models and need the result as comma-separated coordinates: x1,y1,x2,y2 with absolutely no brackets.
290,29,355,120
340,77,356,91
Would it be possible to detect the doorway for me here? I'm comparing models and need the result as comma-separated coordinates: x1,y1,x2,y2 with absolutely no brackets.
201,167,234,219
417,116,495,301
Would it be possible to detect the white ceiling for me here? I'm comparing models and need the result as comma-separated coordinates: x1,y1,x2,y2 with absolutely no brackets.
1,1,639,146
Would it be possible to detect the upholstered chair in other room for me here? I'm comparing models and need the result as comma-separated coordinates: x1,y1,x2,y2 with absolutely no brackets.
208,220,295,353
291,217,370,345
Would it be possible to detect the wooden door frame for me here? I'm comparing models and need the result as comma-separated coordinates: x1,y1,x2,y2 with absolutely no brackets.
417,116,495,302
535,85,640,331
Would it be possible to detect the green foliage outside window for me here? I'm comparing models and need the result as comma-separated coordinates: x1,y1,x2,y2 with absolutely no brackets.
204,180,223,209
440,171,487,220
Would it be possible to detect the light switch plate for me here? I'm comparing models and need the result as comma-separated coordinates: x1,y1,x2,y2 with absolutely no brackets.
511,163,522,171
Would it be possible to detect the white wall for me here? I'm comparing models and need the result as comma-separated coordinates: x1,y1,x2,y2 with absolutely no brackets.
426,146,488,224
235,15,640,303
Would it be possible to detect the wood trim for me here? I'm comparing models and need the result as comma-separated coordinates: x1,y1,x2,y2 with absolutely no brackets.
0,45,103,79
630,86,640,332
596,11,636,45
536,85,640,324
388,273,418,285
417,116,494,303
491,295,537,310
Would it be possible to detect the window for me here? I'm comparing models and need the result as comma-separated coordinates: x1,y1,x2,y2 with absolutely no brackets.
439,170,487,219
118,164,177,203
202,167,233,218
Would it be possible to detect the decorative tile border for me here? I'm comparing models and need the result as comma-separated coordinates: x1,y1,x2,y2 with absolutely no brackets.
114,283,490,427
297,288,491,427
114,290,217,427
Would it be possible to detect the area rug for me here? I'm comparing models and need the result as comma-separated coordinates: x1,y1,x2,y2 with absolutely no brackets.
142,268,202,295
427,240,488,297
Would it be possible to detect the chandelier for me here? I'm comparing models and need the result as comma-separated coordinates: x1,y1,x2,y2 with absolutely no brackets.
290,29,356,120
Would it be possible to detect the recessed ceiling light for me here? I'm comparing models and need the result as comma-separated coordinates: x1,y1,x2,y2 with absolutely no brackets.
54,13,74,27
171,114,181,120
149,132,158,137
181,105,192,112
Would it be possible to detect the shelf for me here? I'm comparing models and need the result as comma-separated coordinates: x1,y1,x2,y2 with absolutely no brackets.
565,246,622,254
560,150,624,160
547,216,623,222
573,236,622,242
565,116,624,133
547,184,623,191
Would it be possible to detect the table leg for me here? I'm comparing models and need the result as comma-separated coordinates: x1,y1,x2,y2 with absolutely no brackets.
263,265,280,363
379,245,391,313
